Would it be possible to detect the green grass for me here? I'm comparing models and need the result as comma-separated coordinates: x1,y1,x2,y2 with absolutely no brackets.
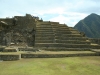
0,56,100,75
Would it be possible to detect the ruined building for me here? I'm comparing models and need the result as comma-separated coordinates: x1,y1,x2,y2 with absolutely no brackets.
0,14,100,61
0,14,37,47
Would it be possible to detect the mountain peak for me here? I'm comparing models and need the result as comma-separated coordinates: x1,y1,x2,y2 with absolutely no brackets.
74,13,100,38
85,13,100,20
90,13,98,15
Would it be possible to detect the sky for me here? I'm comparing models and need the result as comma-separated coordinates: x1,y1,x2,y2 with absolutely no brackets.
0,0,100,27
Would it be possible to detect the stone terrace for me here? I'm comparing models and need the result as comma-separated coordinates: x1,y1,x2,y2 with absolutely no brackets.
0,15,100,61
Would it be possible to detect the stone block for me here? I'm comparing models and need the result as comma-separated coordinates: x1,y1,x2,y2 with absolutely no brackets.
3,47,18,52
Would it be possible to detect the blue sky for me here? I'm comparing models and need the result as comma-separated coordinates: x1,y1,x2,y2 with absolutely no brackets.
0,0,100,27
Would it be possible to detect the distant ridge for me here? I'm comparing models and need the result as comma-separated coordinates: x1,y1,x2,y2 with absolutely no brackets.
74,13,100,38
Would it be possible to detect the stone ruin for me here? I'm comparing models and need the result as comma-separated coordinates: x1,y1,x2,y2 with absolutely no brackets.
0,14,37,47
0,14,100,61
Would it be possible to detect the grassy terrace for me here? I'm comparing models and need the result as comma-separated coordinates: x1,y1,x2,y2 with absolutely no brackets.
22,51,95,54
0,56,100,75
0,51,95,54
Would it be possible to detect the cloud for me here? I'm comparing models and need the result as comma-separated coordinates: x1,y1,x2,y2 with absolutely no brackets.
49,12,88,27
0,0,100,27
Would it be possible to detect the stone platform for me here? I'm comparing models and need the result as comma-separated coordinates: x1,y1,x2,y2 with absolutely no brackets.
0,15,100,61
3,47,18,52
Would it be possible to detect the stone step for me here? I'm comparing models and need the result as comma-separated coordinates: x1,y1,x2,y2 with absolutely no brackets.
3,47,18,52
35,37,54,40
69,30,80,32
56,38,88,41
45,48,92,51
34,47,91,51
0,54,21,61
55,34,83,37
35,43,90,48
36,31,71,35
35,40,90,44
35,37,88,41
64,44,90,48
36,31,54,33
36,28,52,30
56,27,67,29
36,34,54,36
36,25,51,27
54,28,69,30
36,30,53,32
56,40,90,44
36,32,53,34
54,32,72,34
36,30,53,31
36,23,51,25
36,28,53,30
35,34,54,37
52,29,70,31
35,40,54,43
58,24,67,26
36,34,55,37
36,25,52,27
37,22,51,25
91,49,100,53
56,29,70,31
35,33,54,37
36,24,50,27
36,32,54,34
53,25,68,27
21,51,99,58
35,38,90,44
50,22,59,24
36,23,48,25
55,37,87,39
53,30,70,32
36,35,54,37
58,25,69,29
91,45,100,49
58,26,68,28
35,43,65,47
51,25,60,27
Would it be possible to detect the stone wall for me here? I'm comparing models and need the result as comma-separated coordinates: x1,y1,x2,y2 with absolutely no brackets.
0,14,37,46
0,54,21,61
89,38,100,45
14,16,36,30
21,53,100,58
0,18,13,25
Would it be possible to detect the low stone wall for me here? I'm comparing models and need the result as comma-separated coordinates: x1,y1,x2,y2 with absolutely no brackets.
0,52,100,61
0,54,21,61
21,53,100,58
0,47,4,52
56,37,88,41
50,21,59,24
35,43,91,48
89,38,100,45
0,18,13,25
43,48,91,51
56,40,90,44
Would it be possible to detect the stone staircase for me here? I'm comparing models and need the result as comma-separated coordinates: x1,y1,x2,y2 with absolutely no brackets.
1,14,100,61
35,21,93,51
0,21,100,61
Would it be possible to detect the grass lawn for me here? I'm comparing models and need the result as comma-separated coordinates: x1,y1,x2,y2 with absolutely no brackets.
0,56,100,75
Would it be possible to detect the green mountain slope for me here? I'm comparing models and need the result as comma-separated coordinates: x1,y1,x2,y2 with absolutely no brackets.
74,13,100,38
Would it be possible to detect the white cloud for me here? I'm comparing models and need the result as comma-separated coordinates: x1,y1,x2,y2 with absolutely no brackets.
49,12,88,27
0,0,100,27
50,15,67,23
0,11,23,18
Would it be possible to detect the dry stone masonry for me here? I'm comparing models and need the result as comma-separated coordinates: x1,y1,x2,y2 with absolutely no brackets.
0,14,100,61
